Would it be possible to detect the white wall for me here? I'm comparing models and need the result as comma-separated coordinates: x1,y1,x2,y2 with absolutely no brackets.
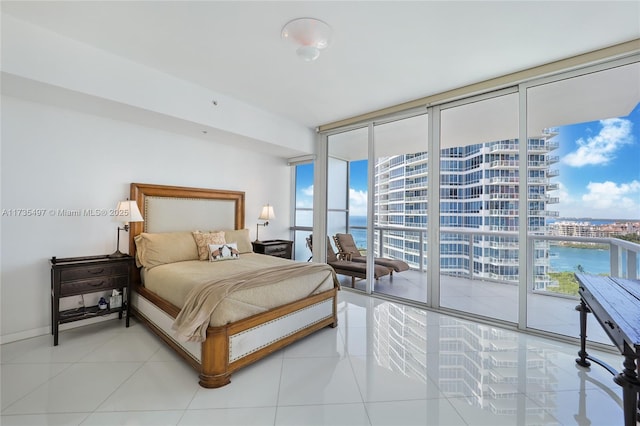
0,10,316,343
0,95,293,342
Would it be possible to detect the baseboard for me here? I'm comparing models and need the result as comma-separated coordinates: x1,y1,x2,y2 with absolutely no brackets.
0,313,119,345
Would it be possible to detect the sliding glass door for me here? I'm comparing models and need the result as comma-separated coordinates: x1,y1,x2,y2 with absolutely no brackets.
372,113,429,303
525,61,640,342
312,54,639,341
327,127,369,290
439,92,520,324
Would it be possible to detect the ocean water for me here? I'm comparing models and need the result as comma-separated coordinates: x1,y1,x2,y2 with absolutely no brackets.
349,216,367,248
549,245,610,274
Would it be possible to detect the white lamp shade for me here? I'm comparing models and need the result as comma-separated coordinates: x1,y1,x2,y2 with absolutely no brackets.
259,205,275,221
114,200,144,223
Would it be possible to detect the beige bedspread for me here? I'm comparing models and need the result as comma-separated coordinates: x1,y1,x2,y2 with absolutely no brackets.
173,262,337,342
142,254,337,331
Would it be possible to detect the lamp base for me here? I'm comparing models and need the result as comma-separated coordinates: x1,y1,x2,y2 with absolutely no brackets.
109,226,129,258
108,250,128,258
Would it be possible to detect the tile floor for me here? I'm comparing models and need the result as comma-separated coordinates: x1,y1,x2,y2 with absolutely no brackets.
0,290,631,425
343,270,612,345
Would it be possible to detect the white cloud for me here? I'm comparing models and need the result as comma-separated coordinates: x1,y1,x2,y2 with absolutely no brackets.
302,185,314,197
562,118,634,167
555,181,572,204
580,180,640,218
349,188,368,217
551,180,640,219
295,185,314,208
297,185,369,216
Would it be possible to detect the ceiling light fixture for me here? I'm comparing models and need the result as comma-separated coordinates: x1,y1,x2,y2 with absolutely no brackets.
281,18,332,62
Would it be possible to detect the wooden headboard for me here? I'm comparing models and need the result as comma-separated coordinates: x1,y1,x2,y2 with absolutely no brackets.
128,183,245,256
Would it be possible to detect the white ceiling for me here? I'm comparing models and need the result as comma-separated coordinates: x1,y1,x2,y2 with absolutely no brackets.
2,1,639,129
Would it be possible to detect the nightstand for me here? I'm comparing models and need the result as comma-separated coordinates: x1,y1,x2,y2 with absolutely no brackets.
252,239,293,259
50,255,134,346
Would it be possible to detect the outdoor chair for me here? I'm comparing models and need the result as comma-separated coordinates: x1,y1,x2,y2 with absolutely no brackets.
306,235,391,287
333,233,410,275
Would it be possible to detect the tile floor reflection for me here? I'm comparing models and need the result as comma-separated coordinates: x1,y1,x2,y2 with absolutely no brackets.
341,270,612,345
1,291,628,425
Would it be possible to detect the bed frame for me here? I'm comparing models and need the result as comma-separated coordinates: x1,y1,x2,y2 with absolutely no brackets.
128,183,338,388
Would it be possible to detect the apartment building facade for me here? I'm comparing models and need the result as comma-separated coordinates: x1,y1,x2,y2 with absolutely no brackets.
374,132,559,290
550,221,640,238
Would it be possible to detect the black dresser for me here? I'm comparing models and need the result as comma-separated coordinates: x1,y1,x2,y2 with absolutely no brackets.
251,239,293,259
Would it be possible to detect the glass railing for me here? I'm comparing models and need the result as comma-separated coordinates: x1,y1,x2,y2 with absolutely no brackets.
345,225,639,298
528,235,640,297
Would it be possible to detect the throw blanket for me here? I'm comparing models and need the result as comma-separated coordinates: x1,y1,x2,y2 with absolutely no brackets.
172,262,339,342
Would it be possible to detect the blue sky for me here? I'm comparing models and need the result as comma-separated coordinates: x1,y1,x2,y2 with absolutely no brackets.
554,102,639,219
295,164,314,209
296,102,640,220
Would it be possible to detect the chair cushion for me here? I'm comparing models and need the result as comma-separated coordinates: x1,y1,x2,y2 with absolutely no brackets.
334,233,362,256
351,256,410,272
335,233,410,272
329,259,391,279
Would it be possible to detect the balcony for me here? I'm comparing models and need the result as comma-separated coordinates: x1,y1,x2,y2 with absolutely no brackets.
334,225,639,347
528,177,549,184
352,226,640,290
528,225,549,233
404,195,428,202
528,140,560,152
338,268,617,345
528,160,549,168
489,193,518,200
488,241,519,248
405,153,428,163
489,209,518,216
405,168,428,177
489,143,519,153
489,176,519,184
489,160,519,168
405,182,428,189
489,225,519,232
487,257,519,265
529,210,560,217
546,183,559,191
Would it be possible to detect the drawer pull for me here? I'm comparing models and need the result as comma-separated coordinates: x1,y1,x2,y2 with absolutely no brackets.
88,281,106,287
89,268,105,274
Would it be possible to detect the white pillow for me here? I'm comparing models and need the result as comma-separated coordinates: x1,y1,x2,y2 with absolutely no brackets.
209,243,240,262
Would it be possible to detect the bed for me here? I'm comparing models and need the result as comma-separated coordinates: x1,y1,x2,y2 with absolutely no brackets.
127,183,339,388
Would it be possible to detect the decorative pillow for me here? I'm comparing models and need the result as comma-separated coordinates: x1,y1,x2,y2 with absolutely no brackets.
192,231,226,260
134,232,199,269
209,243,240,261
222,229,253,253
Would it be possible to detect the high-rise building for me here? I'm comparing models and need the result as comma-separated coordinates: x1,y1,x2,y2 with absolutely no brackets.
374,131,559,290
371,302,558,416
